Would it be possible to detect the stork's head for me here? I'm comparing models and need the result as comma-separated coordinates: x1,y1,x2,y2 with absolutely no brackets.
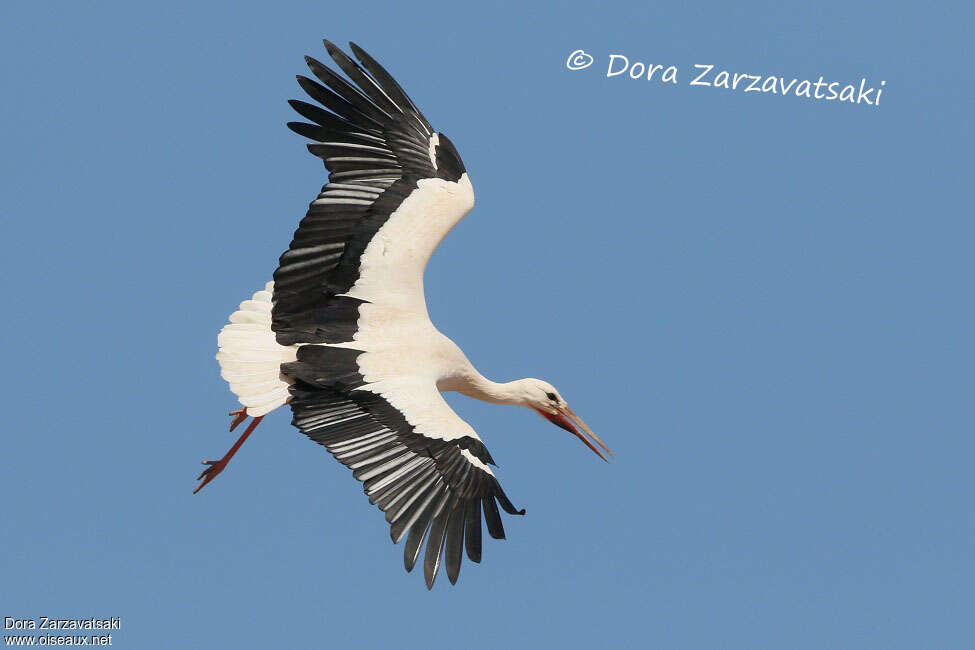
514,378,612,462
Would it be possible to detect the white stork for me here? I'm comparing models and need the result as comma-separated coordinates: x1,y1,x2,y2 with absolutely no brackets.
198,40,611,589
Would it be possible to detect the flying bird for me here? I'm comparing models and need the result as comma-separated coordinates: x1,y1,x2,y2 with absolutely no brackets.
197,40,611,589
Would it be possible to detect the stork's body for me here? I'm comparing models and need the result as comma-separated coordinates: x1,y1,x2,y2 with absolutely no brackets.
200,40,609,589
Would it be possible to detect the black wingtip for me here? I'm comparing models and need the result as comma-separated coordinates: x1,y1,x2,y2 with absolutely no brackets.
288,121,328,143
348,41,367,61
304,55,327,74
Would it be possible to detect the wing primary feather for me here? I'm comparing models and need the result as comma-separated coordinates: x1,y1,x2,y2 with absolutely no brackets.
493,481,527,516
403,518,429,573
322,40,402,117
287,121,384,147
404,489,449,570
348,42,433,136
304,55,392,123
456,465,482,499
424,495,457,589
465,498,482,563
287,98,382,136
296,75,385,129
483,496,506,540
444,503,465,584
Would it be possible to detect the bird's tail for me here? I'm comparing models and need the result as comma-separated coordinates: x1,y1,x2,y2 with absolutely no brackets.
215,282,297,417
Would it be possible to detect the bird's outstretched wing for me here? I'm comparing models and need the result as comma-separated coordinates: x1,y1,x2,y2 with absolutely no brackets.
274,42,518,587
273,40,474,346
283,345,524,589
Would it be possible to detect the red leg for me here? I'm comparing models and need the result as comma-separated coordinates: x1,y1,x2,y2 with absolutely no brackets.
194,415,264,494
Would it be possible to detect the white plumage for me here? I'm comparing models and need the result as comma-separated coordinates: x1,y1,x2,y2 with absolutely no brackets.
216,282,296,417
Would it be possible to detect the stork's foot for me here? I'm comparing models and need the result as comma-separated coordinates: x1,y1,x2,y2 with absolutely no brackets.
193,414,264,494
194,459,228,494
229,408,248,431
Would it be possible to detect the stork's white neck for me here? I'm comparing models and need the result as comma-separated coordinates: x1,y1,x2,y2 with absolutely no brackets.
447,372,529,407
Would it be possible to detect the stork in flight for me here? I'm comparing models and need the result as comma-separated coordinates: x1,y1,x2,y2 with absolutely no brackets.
198,40,611,589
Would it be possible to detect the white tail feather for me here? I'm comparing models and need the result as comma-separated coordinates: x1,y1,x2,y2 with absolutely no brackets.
216,281,297,417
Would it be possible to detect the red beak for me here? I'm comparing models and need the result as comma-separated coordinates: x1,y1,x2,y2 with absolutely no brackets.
536,407,612,462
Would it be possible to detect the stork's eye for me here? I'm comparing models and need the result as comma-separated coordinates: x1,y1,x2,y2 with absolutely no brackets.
546,392,558,401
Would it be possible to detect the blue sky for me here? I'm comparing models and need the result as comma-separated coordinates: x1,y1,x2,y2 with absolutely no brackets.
1,1,972,647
